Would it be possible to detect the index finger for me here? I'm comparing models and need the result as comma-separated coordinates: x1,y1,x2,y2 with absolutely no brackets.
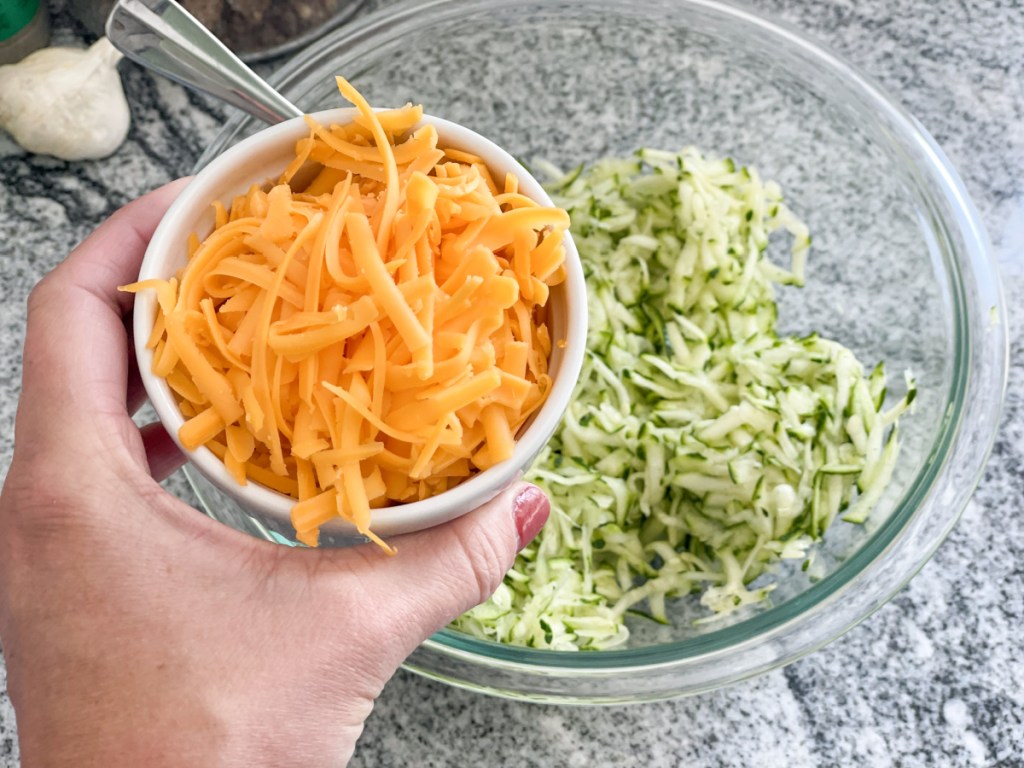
17,179,191,450
50,178,192,317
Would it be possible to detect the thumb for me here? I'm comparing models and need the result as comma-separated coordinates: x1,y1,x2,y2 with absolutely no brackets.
342,481,549,654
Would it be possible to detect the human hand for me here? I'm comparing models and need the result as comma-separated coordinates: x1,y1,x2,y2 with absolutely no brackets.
0,180,550,767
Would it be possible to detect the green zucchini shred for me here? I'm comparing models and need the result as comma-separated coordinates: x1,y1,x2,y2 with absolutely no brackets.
451,148,914,651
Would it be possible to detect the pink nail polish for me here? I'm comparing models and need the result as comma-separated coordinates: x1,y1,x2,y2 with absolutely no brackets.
513,484,550,550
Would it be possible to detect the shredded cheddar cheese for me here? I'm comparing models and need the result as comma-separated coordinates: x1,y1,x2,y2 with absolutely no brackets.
123,77,568,552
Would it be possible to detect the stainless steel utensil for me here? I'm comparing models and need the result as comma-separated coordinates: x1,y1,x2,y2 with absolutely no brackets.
105,0,302,124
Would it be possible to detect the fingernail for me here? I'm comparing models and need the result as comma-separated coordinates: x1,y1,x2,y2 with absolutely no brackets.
513,484,550,551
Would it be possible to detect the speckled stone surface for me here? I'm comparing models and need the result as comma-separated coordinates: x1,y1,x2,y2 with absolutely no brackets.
0,0,1022,765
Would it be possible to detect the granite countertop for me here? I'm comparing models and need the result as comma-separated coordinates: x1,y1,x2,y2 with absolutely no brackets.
1,0,1022,765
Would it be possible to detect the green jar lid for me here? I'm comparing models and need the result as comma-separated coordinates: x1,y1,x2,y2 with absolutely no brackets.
0,0,39,42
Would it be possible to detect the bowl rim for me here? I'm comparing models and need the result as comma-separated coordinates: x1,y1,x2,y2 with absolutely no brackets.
137,106,588,540
194,0,1009,698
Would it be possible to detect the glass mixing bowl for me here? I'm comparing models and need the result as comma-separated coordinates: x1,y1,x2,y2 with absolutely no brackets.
188,0,1007,702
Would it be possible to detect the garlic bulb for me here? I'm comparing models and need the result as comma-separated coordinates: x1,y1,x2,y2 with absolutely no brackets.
0,38,131,161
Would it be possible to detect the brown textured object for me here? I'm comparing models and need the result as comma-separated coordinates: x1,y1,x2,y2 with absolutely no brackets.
214,0,340,52
182,0,224,30
68,0,362,60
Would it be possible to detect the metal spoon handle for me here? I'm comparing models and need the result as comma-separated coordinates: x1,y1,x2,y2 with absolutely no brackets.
105,0,303,125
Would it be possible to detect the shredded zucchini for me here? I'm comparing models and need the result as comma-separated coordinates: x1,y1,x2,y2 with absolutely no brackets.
451,148,915,650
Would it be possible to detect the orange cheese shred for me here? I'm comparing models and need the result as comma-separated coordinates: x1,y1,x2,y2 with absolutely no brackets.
120,78,568,552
